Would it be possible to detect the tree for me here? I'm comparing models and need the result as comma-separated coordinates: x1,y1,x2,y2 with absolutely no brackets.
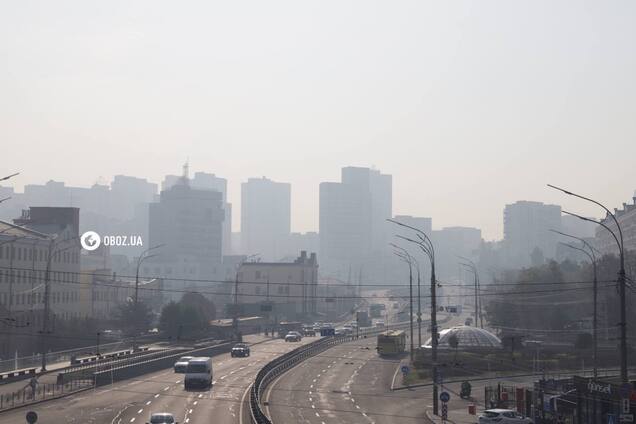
114,301,153,335
181,292,216,322
158,300,209,340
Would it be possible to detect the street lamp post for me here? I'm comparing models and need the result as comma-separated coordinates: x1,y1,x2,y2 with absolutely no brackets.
551,229,599,379
391,244,414,361
40,236,80,371
389,219,439,416
133,244,165,351
459,257,482,328
548,184,628,383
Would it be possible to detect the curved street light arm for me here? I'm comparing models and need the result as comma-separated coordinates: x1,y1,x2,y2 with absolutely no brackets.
548,184,624,257
395,234,433,260
562,210,621,258
387,218,435,258
549,229,597,263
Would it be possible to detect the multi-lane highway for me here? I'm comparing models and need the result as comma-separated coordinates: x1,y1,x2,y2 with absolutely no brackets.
0,335,315,424
265,299,469,424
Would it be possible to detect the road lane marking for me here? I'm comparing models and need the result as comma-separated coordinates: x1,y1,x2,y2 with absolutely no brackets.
146,401,151,405
137,409,143,414
154,394,160,398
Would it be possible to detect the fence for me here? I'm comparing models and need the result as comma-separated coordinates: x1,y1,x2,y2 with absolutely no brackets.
0,339,130,374
0,379,94,411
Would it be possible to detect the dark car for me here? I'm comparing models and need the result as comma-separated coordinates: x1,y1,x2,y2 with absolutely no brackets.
231,343,250,357
302,326,316,336
147,412,178,424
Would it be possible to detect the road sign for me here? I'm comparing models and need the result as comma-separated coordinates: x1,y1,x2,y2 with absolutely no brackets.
26,411,38,424
623,399,631,414
401,365,410,374
620,415,634,423
440,391,451,402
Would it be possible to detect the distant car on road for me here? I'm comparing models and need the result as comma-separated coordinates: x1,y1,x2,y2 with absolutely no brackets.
173,356,194,373
478,409,533,423
302,326,316,336
465,317,473,326
375,321,385,329
231,343,250,357
285,331,302,342
147,412,177,423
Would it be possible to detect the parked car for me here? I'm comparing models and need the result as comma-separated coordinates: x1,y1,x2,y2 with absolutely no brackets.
285,331,302,342
231,343,250,357
173,356,194,373
147,412,177,423
478,409,533,423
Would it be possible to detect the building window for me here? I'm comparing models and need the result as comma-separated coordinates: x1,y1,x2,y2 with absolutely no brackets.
255,271,261,279
255,286,261,295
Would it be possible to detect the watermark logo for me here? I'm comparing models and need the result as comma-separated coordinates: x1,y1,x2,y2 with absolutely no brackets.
80,231,101,251
80,231,143,250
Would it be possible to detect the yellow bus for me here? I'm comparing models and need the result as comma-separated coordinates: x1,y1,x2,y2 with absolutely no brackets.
377,330,406,356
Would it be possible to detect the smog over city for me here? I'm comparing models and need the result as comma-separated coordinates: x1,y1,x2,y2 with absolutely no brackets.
0,2,635,424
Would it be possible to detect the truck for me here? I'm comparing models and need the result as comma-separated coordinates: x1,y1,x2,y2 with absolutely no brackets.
377,330,406,356
184,357,213,389
356,311,371,327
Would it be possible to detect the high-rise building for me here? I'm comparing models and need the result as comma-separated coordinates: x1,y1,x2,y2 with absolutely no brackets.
241,177,291,261
503,201,562,267
319,167,392,282
163,170,233,255
146,180,224,301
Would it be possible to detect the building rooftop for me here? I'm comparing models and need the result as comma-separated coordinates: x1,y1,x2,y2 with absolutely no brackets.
423,325,502,350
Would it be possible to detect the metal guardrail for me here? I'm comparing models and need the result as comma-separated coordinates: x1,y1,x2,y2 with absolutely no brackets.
0,378,94,412
248,321,413,424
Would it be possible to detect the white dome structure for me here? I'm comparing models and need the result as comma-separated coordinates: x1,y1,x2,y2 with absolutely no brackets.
423,326,502,350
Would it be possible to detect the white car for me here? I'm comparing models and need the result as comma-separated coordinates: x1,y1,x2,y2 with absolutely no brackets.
173,356,194,373
478,409,533,423
147,412,177,424
285,331,302,342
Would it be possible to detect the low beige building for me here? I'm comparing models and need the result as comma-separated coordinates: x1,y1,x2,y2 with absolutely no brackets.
236,251,318,318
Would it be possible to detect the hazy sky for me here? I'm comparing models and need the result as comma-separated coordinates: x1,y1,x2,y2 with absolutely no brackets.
1,1,635,240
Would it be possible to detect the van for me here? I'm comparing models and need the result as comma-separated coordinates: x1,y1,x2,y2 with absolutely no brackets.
184,357,213,389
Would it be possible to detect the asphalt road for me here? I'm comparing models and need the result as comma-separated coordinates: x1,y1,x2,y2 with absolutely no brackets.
0,335,317,424
265,300,471,424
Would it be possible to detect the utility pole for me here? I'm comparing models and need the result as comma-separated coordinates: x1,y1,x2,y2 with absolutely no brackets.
430,260,439,416
40,239,54,371
416,261,422,348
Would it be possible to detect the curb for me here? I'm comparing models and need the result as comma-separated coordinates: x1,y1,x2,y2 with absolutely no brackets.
425,409,457,424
